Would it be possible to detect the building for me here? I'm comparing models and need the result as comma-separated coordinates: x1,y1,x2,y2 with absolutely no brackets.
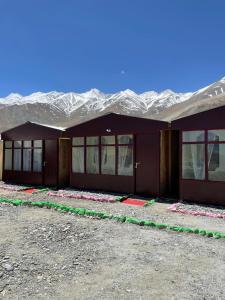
0,139,3,181
65,113,172,196
172,105,225,205
1,122,70,187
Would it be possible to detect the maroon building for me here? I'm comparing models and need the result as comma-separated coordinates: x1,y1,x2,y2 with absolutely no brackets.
172,105,225,205
1,122,70,187
65,113,171,196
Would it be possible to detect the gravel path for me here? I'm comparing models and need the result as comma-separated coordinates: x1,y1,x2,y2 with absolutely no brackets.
1,188,225,233
1,203,225,300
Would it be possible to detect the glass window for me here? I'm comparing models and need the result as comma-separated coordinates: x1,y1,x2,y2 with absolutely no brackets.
13,149,22,171
118,146,133,176
72,147,84,173
24,140,32,148
5,141,12,148
86,136,99,145
33,149,42,172
14,140,22,148
118,135,133,144
208,144,225,181
4,149,12,170
72,137,84,146
182,131,205,142
208,130,225,142
101,146,115,175
182,144,205,180
23,149,32,171
86,147,99,174
101,136,115,145
34,140,42,148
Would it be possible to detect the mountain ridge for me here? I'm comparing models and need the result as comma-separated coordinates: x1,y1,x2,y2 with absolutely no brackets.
0,76,225,133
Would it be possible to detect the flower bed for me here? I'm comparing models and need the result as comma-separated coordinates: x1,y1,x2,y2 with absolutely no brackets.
0,182,31,191
47,189,128,203
168,203,225,220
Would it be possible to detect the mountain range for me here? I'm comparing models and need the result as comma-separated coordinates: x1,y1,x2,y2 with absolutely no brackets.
0,76,225,133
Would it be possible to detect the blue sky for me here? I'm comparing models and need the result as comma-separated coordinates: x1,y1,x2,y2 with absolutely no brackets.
0,0,225,97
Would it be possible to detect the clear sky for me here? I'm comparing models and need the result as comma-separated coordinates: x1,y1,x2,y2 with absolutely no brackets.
0,0,225,97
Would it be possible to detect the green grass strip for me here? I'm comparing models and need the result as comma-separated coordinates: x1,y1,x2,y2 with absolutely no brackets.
115,194,133,202
144,197,161,207
0,198,225,239
144,199,156,206
32,188,49,194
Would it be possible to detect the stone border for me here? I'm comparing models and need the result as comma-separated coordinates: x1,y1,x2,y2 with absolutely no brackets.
0,198,225,239
168,203,225,220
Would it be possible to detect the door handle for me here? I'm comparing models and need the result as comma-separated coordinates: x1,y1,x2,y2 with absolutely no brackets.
135,162,141,169
43,161,47,167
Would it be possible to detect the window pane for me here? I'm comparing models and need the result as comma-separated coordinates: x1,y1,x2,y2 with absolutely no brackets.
24,140,32,148
34,140,42,148
14,140,22,148
182,131,205,142
208,144,225,181
13,149,22,171
86,136,99,145
33,149,42,172
182,144,205,180
118,146,133,176
101,146,115,175
72,147,84,173
86,147,99,174
208,130,225,142
101,136,115,145
4,149,12,170
23,149,32,171
72,137,84,146
118,135,133,144
5,141,12,148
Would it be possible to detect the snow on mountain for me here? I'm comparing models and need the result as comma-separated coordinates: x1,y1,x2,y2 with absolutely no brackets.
1,76,225,133
151,76,225,121
0,88,193,116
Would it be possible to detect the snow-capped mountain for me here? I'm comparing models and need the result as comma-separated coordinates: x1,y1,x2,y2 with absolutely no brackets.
0,88,192,115
0,76,225,132
153,76,225,121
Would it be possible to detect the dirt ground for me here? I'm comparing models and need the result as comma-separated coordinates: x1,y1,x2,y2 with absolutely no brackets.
1,189,225,300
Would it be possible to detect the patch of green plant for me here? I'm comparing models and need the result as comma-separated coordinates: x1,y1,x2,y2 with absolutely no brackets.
0,197,225,240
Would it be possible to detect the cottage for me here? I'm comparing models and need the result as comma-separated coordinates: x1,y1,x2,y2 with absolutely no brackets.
1,122,70,187
65,113,172,196
172,105,225,205
0,139,3,181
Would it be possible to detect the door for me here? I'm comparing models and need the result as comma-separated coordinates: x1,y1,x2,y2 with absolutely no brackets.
135,133,160,196
44,140,58,186
170,130,179,197
58,138,70,187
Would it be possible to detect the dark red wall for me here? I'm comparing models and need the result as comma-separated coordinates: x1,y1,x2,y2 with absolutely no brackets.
3,171,43,185
180,180,225,206
2,122,63,187
171,105,225,130
66,113,168,136
66,114,168,195
1,122,63,140
70,174,134,194
172,105,225,206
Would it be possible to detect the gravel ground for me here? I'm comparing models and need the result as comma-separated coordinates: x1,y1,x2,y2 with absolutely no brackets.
0,203,225,300
1,188,225,233
1,188,225,299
